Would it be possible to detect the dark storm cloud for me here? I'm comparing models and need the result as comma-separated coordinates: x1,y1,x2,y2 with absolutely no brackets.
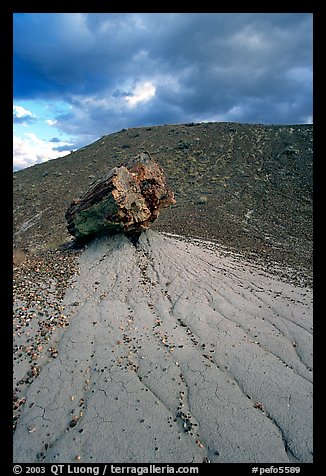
14,13,313,143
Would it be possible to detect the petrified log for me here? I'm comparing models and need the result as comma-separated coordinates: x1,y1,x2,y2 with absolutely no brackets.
65,152,175,239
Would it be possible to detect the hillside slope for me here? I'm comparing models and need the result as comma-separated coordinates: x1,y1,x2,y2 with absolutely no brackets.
13,122,313,275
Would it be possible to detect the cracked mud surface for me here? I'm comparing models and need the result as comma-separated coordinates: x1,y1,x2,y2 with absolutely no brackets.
13,231,313,463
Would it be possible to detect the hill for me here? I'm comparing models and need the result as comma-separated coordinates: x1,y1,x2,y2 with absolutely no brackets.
13,123,313,462
13,122,313,276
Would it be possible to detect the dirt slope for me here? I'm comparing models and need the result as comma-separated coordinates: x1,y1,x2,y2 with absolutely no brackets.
13,122,313,275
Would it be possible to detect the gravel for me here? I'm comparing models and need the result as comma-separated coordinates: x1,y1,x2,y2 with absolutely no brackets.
13,248,81,431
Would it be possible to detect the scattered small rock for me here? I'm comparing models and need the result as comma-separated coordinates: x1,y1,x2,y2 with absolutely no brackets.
69,416,79,428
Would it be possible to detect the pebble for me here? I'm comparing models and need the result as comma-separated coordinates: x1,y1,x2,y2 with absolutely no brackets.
69,417,79,428
13,248,80,432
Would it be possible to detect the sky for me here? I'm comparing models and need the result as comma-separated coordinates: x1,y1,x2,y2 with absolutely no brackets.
13,13,313,171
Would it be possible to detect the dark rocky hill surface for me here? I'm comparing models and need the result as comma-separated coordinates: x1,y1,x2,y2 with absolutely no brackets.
13,122,313,277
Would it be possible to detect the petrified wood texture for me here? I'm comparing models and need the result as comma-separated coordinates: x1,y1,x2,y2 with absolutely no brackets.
65,152,175,238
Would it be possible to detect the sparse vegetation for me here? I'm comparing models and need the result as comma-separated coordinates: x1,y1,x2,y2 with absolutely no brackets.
13,122,313,276
197,195,208,204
